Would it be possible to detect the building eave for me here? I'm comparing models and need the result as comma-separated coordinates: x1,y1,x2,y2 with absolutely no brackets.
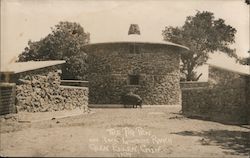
1,60,66,74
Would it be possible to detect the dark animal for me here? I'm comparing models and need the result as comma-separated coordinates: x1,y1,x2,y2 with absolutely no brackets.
121,92,142,108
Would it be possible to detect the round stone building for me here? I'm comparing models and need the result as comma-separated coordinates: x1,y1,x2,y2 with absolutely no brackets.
84,24,188,105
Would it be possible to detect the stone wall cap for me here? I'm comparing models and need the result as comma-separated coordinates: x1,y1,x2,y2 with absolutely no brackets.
1,60,66,74
180,81,208,84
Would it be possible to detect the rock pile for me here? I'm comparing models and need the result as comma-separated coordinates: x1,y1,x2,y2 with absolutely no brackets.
16,71,88,112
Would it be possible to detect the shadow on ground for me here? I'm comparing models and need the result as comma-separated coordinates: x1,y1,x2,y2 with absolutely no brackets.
172,130,250,156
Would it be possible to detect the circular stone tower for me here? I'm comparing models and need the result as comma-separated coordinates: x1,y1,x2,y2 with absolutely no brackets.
84,24,188,105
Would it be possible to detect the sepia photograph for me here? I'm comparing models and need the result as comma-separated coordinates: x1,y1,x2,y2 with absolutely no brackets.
0,0,249,157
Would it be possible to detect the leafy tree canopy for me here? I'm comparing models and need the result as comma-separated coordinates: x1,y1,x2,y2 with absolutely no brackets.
162,11,237,81
18,21,90,80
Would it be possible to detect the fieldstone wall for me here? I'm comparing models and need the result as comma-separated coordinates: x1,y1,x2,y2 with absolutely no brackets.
60,86,89,111
181,66,250,125
85,43,182,105
15,66,88,112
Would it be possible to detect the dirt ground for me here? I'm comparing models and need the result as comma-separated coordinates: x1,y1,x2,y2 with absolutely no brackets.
0,105,249,157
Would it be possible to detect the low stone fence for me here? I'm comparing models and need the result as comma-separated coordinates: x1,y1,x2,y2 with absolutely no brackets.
182,86,248,124
16,70,89,112
60,85,88,111
181,66,250,125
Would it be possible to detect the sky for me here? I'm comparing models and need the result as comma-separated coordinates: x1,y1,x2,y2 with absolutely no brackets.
1,0,249,79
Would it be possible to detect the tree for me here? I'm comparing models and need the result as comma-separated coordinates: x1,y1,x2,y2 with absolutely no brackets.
238,57,250,65
18,21,90,79
162,11,237,81
244,57,250,66
238,50,250,65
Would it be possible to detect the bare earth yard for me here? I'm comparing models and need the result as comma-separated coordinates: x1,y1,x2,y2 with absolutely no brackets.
0,106,249,157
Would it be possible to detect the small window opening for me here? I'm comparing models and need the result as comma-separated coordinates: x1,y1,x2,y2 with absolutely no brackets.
129,74,140,85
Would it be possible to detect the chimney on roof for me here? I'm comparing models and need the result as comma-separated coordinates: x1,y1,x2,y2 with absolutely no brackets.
128,24,140,35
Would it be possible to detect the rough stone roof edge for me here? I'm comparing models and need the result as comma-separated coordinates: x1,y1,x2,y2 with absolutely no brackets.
207,63,250,76
84,41,189,51
2,60,66,74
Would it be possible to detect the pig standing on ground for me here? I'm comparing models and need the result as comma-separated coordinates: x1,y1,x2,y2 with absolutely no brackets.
121,92,142,108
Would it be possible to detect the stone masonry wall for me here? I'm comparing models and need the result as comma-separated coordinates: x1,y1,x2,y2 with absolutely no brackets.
181,66,249,124
15,66,88,112
85,43,181,105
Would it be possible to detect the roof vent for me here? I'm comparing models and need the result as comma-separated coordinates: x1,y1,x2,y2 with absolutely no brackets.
128,24,140,35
